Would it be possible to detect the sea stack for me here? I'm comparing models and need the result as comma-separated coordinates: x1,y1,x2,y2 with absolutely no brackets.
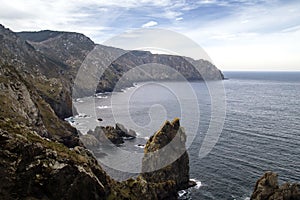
109,118,195,200
141,118,193,190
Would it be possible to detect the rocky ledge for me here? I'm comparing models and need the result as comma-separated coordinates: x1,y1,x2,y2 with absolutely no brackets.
251,172,300,200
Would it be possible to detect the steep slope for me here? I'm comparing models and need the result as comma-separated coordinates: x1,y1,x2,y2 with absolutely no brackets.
18,30,96,69
0,64,112,198
1,25,74,119
17,30,224,97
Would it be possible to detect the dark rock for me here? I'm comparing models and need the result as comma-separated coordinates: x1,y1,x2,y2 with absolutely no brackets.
251,171,300,200
97,118,103,121
116,123,128,135
0,127,111,200
141,118,190,190
128,129,137,137
87,124,136,145
80,134,100,148
115,123,136,139
188,180,197,188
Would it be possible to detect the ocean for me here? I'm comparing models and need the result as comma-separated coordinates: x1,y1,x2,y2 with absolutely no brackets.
70,71,300,199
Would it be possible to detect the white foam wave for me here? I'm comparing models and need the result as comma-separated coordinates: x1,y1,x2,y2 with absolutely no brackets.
97,105,111,109
95,95,108,99
74,98,84,103
135,144,145,149
190,178,202,189
178,190,187,197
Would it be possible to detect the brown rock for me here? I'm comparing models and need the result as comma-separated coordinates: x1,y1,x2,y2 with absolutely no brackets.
251,172,300,200
141,118,190,191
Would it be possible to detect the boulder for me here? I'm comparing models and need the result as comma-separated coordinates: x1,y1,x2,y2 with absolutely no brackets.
115,123,136,139
128,129,137,137
115,123,128,136
251,171,300,200
87,124,136,145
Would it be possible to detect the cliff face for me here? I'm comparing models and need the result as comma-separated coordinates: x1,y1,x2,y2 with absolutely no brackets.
17,29,224,97
0,61,113,199
0,25,74,119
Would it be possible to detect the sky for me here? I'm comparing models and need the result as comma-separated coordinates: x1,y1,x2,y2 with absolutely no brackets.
1,0,300,71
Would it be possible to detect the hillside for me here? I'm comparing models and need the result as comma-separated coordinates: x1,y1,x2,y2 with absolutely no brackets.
0,24,200,200
17,29,224,97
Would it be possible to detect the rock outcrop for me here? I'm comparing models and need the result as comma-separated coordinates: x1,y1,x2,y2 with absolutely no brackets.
141,118,193,190
0,129,112,200
86,124,136,146
251,172,300,200
109,118,195,200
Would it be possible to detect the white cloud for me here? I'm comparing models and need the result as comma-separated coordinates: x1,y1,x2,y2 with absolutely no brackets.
1,0,300,70
142,21,158,28
175,1,300,70
150,10,182,20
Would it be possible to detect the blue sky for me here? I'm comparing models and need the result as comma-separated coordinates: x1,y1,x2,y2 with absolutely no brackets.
1,0,300,71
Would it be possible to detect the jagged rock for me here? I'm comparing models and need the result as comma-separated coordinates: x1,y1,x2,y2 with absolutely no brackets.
115,123,136,138
80,134,100,148
128,129,137,137
116,123,128,135
87,126,123,145
110,118,194,199
0,127,111,200
141,118,191,190
251,171,300,200
87,124,136,145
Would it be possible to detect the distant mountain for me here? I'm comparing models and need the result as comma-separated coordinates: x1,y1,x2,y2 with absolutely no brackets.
17,29,224,97
17,30,96,69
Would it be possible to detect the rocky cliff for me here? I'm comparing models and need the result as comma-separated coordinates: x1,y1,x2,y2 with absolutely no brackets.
17,29,224,97
1,24,196,199
0,62,191,200
0,25,74,119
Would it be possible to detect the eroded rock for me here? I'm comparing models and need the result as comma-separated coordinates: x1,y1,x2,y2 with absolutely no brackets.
86,124,136,145
251,171,300,200
110,118,194,200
